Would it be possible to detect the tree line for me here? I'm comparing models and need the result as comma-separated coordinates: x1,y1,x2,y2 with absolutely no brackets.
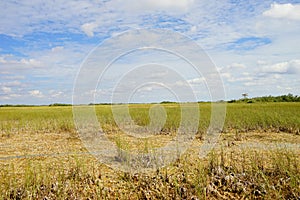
228,93,300,103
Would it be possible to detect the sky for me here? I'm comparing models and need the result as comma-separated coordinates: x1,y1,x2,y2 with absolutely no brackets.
0,0,300,104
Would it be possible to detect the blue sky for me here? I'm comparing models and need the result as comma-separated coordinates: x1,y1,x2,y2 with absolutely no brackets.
0,0,300,104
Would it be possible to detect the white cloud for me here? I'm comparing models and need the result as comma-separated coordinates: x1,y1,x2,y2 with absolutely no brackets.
0,56,41,68
116,0,194,12
221,72,231,79
49,90,64,98
187,77,205,84
29,90,44,98
51,46,64,52
20,58,42,67
137,86,154,92
228,76,253,83
9,94,21,98
0,96,10,100
0,1,105,36
218,63,247,74
143,0,194,10
260,60,300,74
277,85,292,90
244,81,257,86
190,26,197,33
1,75,25,80
81,22,98,37
230,63,246,69
174,80,189,87
3,81,22,87
1,86,11,94
263,3,300,21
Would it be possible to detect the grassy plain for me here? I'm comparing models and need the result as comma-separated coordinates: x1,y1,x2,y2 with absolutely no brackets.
0,103,299,199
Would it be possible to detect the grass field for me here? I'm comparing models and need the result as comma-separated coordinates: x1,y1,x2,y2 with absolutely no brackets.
0,103,299,199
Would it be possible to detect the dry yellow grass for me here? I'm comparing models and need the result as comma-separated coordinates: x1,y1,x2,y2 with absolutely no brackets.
0,103,299,199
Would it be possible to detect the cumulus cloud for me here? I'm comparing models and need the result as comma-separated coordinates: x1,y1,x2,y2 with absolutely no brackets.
260,60,300,74
29,90,44,98
81,22,98,37
263,3,300,21
217,63,248,81
0,56,41,68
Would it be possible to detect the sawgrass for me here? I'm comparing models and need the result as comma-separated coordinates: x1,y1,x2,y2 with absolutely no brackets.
0,102,299,199
1,102,299,135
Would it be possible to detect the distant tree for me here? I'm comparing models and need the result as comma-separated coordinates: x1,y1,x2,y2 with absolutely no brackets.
49,103,71,106
160,101,178,104
242,93,248,99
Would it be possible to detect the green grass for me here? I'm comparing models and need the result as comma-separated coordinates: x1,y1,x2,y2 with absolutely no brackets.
0,102,299,199
1,102,299,135
225,102,300,133
0,106,74,136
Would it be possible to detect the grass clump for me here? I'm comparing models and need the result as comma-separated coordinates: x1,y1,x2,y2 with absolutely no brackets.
0,147,299,199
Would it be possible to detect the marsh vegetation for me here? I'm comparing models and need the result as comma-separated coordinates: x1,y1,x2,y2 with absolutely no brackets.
0,103,299,199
